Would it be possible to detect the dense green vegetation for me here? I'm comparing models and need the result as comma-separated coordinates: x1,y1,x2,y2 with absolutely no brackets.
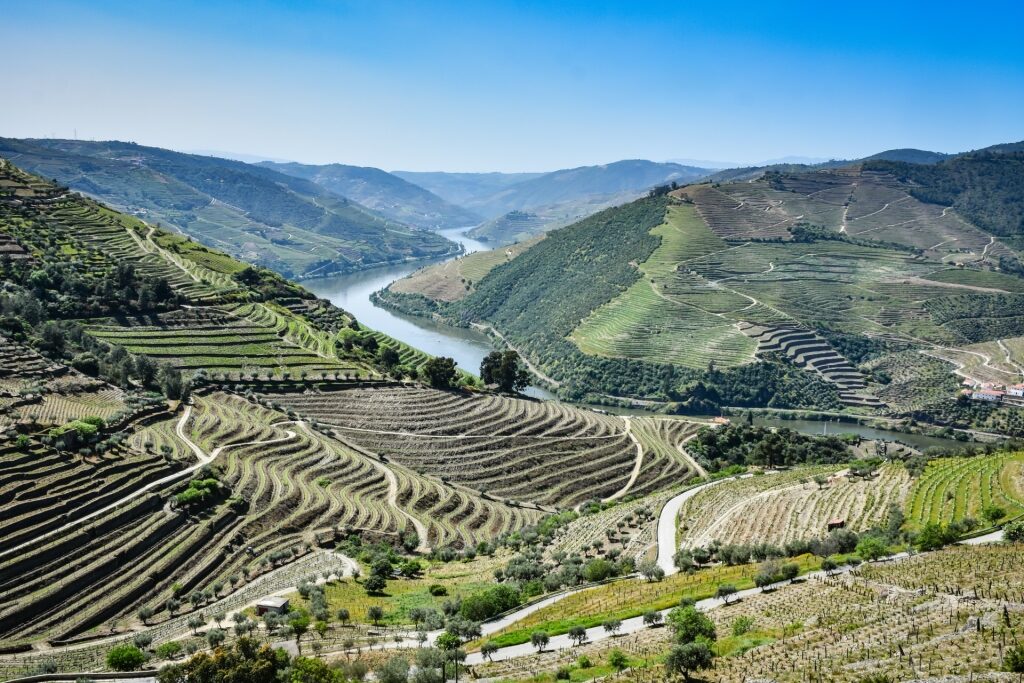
382,198,843,410
687,424,852,470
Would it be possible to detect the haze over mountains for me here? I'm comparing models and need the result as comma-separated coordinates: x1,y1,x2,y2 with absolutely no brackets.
0,137,457,279
0,135,1005,276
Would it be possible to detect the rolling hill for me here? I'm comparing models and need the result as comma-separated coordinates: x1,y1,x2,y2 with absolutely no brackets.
0,138,458,279
399,161,711,244
0,157,706,665
382,154,1024,424
260,161,482,230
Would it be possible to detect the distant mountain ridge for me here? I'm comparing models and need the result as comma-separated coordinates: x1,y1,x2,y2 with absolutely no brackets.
0,138,457,279
400,160,710,244
260,161,483,230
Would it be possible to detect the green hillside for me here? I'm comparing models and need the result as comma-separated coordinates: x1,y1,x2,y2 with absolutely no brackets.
385,161,1024,421
380,196,846,410
0,138,458,279
261,161,482,229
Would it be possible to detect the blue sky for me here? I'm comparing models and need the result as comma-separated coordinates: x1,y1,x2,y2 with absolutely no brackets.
2,1,1022,171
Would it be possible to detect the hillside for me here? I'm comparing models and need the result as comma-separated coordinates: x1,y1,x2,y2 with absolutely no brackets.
864,144,1024,242
399,161,710,245
0,138,458,279
260,161,482,230
0,158,702,663
463,159,709,219
384,160,1024,422
467,210,550,243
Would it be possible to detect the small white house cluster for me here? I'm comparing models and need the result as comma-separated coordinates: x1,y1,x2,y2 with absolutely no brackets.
960,379,1024,403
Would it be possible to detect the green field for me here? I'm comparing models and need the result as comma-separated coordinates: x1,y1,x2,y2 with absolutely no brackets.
905,452,1024,528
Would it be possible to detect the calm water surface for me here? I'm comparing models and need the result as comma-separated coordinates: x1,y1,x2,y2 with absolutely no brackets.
307,227,555,399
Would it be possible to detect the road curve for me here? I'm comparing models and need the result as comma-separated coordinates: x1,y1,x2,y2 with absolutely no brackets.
656,478,730,575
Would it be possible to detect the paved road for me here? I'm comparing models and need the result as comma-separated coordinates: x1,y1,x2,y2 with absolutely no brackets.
960,529,1005,545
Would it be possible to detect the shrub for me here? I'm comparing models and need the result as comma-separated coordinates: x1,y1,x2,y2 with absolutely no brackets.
428,584,448,596
731,615,755,636
155,641,182,660
106,644,146,671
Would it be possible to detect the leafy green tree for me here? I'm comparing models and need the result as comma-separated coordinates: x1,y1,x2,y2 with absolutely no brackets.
422,357,457,388
602,618,622,636
206,628,226,649
530,630,550,652
367,606,385,626
289,656,344,683
667,606,716,645
916,522,955,551
642,611,663,627
982,505,1007,527
155,641,183,660
716,583,738,604
479,351,530,393
568,625,588,645
156,637,288,683
665,642,714,682
1005,521,1024,543
607,649,628,672
638,560,665,582
364,573,387,595
479,641,498,661
378,346,401,370
289,611,310,653
856,535,889,561
106,644,146,671
374,656,410,683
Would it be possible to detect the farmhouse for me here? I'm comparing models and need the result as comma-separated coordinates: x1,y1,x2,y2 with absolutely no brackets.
971,389,1004,402
1009,384,1024,397
256,597,289,615
826,518,846,531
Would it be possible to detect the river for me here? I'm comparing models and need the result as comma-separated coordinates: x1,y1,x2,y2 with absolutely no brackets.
306,227,555,399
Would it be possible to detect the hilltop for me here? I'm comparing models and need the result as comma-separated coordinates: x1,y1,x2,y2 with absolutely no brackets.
0,138,458,279
260,161,482,230
383,151,1024,433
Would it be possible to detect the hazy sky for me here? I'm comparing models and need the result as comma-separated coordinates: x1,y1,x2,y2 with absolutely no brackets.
3,1,1023,171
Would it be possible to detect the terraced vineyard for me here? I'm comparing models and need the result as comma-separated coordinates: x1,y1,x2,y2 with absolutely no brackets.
906,451,1024,528
0,390,539,645
0,335,136,433
85,304,365,378
261,386,701,509
570,204,759,370
389,235,543,302
678,464,912,547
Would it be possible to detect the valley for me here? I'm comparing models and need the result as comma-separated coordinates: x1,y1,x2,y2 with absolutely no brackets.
1,152,1023,683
